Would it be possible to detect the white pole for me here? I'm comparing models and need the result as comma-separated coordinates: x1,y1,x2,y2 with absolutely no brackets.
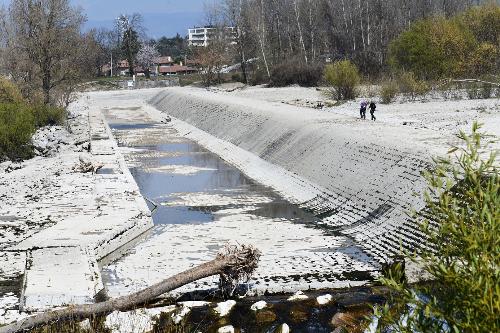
110,53,113,77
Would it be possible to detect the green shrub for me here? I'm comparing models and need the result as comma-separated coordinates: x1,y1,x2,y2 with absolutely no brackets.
389,4,500,80
397,72,430,100
380,81,399,104
0,77,24,104
0,80,66,161
269,59,323,87
374,122,499,333
467,42,499,76
389,17,475,80
0,103,36,161
457,3,500,46
31,104,66,127
324,60,360,100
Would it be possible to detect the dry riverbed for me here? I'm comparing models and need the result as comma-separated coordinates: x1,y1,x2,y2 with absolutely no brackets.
0,85,498,332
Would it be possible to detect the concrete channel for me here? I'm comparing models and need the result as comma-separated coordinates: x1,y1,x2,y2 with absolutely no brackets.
99,96,380,299
1,86,438,326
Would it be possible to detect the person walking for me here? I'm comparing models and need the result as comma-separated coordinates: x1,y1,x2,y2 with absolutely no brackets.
369,101,377,121
360,100,367,119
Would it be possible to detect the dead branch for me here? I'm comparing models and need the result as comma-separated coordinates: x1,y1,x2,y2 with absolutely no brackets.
0,245,260,333
72,155,103,174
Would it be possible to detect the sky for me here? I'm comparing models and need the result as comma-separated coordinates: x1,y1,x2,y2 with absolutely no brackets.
0,0,207,38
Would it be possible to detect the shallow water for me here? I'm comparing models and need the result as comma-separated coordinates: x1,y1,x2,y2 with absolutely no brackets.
109,123,318,227
99,115,382,332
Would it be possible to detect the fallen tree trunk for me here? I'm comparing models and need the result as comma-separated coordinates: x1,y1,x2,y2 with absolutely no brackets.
0,244,260,333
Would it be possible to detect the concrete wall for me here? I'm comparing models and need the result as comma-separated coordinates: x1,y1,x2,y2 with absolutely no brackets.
150,88,434,262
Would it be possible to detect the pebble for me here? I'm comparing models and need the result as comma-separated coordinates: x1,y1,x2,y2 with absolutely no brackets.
331,312,357,328
287,290,308,301
214,300,237,317
255,310,277,323
316,294,333,305
279,323,290,333
250,300,267,311
218,325,235,333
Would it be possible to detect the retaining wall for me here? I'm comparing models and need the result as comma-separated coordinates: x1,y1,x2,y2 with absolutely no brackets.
9,101,153,311
150,88,434,262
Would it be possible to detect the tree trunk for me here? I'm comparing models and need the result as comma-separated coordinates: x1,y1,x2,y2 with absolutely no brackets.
340,0,350,52
359,0,366,51
0,245,260,333
42,69,51,105
127,55,135,76
42,80,51,105
240,46,248,84
366,0,371,47
308,0,315,60
258,0,271,79
293,0,308,63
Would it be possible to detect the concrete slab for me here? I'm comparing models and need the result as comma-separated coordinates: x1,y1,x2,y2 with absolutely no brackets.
21,247,103,311
1,98,154,315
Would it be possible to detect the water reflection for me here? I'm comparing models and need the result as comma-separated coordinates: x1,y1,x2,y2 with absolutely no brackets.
110,123,318,227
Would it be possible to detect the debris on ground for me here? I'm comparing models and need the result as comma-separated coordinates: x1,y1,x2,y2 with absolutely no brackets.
31,126,72,157
72,155,103,173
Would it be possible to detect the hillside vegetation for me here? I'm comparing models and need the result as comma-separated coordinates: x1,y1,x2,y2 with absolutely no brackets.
0,78,65,161
389,4,500,80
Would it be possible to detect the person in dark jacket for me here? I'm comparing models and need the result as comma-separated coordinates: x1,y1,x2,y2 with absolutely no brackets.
369,101,377,121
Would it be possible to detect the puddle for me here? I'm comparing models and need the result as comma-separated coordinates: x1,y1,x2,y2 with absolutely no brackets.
110,123,155,131
96,168,116,175
0,252,25,313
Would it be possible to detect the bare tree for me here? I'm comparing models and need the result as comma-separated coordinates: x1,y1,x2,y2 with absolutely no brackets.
223,0,256,83
194,38,229,86
213,0,487,78
4,0,86,105
136,43,160,79
84,28,111,77
116,13,144,76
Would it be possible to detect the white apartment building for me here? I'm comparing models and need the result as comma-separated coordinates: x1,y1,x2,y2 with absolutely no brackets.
188,26,236,47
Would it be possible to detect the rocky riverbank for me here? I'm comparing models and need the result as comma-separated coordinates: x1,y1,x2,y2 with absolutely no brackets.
0,95,153,324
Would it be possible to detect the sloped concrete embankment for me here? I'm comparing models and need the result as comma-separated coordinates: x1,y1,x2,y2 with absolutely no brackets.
150,88,432,263
8,104,153,312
